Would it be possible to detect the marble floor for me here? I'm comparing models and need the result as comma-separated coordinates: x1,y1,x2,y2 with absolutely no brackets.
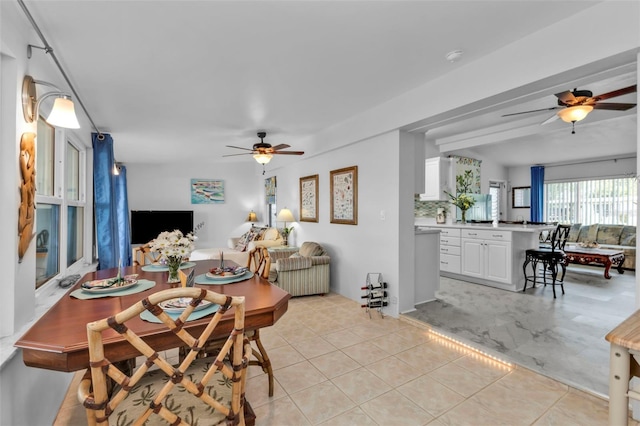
54,290,638,425
406,265,637,398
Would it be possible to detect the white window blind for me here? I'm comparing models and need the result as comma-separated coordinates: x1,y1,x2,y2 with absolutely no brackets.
544,177,637,225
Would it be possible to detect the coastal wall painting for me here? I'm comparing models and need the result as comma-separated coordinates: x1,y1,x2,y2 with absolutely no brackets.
191,179,225,204
300,174,318,222
330,166,358,225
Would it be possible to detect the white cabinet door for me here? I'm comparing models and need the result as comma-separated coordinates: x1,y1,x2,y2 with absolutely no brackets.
421,157,452,200
461,239,484,278
485,240,511,283
462,238,512,283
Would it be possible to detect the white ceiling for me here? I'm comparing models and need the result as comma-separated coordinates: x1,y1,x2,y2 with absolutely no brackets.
18,1,637,167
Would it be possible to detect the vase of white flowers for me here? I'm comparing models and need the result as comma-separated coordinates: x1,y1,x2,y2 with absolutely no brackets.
148,229,196,283
444,170,476,224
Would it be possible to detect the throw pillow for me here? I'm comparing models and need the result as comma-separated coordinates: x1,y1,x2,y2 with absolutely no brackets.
263,227,280,241
299,242,325,257
234,231,252,252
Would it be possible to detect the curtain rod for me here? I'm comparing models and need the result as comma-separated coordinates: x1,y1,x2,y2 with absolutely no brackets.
17,0,104,139
542,155,636,169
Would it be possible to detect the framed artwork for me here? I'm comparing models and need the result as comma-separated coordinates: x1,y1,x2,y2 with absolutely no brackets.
299,174,319,222
512,186,531,208
330,166,358,225
190,179,224,204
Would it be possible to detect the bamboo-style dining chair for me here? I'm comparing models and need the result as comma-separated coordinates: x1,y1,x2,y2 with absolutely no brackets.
131,243,162,266
78,287,251,425
247,246,271,279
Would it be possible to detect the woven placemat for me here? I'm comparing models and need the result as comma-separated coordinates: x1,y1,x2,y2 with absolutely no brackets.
70,279,155,299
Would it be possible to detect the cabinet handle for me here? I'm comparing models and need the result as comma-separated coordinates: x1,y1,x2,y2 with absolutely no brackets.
442,248,448,252
441,261,448,265
468,232,477,236
492,234,503,238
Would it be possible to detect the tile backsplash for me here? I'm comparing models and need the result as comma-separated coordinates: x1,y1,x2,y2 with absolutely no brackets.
414,195,451,218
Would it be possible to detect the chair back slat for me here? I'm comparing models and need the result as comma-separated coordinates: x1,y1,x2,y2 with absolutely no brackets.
81,287,249,425
247,246,271,279
551,224,572,252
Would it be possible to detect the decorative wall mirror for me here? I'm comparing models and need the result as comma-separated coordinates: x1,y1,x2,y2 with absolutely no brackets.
512,186,531,208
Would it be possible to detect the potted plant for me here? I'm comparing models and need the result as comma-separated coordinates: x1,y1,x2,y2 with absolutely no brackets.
444,170,476,224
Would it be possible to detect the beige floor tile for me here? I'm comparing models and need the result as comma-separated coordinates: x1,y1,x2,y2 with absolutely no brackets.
257,331,289,350
341,340,392,366
532,387,609,426
267,344,305,370
317,407,378,425
308,349,361,379
360,389,434,425
322,329,369,349
398,375,465,417
453,352,513,381
428,362,497,397
289,381,356,424
253,396,312,426
289,336,337,359
395,342,454,373
470,376,566,426
349,323,395,340
331,367,393,404
245,372,286,408
272,360,327,394
395,324,433,344
277,325,319,344
371,331,421,354
366,355,423,388
436,398,514,426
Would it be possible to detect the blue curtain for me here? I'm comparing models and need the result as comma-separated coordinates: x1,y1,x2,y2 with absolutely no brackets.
530,166,545,222
92,133,131,269
116,166,132,266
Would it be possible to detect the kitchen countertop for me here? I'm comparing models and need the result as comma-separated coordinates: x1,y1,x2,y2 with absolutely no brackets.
415,222,554,233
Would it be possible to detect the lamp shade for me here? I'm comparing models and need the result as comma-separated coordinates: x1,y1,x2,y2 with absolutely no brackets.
46,96,80,129
557,105,593,123
246,211,258,222
253,153,272,164
276,208,295,223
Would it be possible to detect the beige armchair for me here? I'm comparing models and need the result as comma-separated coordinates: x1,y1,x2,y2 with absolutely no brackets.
268,242,330,296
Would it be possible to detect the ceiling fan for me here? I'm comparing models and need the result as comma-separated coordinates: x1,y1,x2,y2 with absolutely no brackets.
502,84,637,133
224,132,304,173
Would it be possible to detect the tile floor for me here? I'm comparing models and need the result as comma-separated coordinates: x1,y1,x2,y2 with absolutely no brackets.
55,292,637,425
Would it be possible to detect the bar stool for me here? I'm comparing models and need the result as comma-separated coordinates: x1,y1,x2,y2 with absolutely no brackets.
522,224,571,298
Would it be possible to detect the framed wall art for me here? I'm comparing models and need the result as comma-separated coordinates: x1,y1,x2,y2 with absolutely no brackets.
330,166,358,225
299,174,319,222
190,179,224,204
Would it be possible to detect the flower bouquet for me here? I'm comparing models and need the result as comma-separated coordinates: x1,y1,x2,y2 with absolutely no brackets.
149,229,196,283
444,170,476,223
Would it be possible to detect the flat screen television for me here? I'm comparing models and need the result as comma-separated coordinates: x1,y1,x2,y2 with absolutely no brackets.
130,210,194,244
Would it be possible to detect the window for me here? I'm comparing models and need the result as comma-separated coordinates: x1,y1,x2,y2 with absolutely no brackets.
544,177,637,225
35,116,87,288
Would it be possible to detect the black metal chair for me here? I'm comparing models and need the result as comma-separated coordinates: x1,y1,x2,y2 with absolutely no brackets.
523,224,571,298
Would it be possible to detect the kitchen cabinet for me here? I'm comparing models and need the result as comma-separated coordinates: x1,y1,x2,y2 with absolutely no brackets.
438,228,461,274
461,230,511,284
420,157,452,201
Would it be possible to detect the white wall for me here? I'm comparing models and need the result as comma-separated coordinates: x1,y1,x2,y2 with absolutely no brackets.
264,130,409,316
126,161,262,249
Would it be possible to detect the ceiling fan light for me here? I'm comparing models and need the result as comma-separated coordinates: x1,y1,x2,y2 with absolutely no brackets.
253,153,272,164
46,96,81,128
557,105,593,123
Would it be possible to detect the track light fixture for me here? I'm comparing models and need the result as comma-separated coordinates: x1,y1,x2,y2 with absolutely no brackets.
22,75,80,128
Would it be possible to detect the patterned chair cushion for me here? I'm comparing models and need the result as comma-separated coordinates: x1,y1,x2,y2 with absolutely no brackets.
109,357,234,425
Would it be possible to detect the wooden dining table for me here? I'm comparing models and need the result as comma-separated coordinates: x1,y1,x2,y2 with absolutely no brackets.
15,259,291,373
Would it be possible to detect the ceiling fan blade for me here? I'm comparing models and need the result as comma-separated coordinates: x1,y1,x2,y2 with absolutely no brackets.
222,152,254,157
270,144,290,151
273,150,305,155
592,102,637,111
555,90,578,105
593,85,637,101
225,145,254,151
541,113,559,125
502,106,561,117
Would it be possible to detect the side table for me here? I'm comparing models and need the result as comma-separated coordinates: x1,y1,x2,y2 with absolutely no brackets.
605,309,640,425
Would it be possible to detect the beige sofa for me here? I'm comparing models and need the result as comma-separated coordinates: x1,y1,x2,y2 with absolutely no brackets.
268,242,330,297
566,224,636,270
189,227,284,266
